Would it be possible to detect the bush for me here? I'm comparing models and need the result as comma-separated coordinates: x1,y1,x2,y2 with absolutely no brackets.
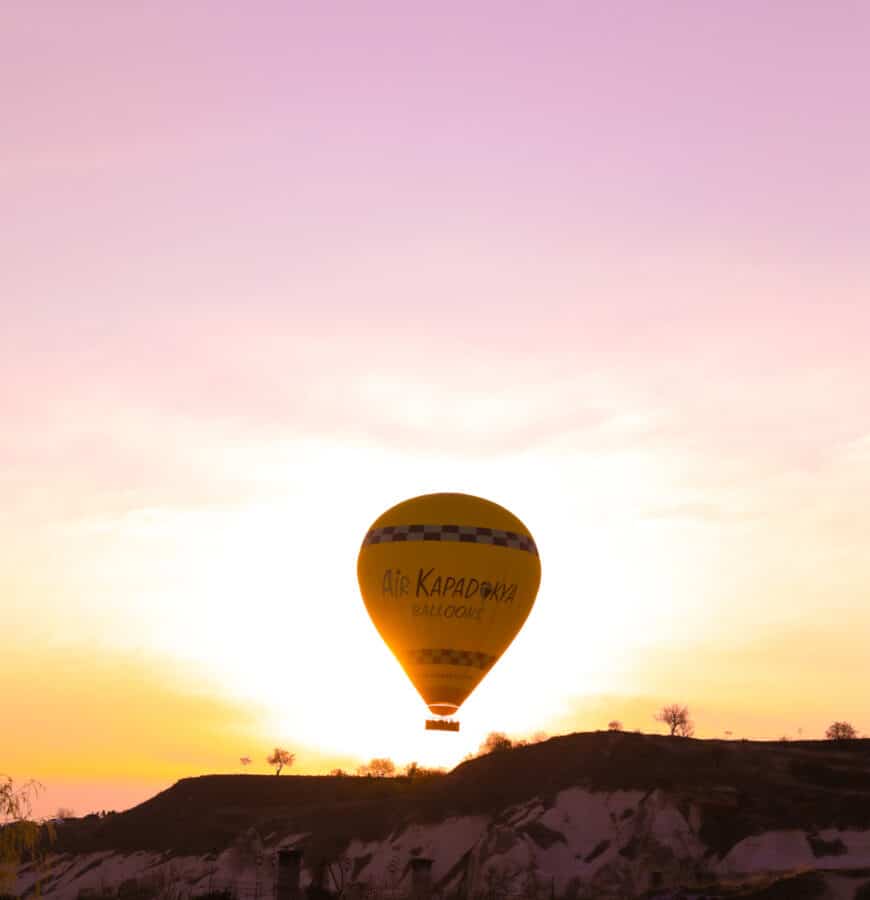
479,732,513,754
825,721,858,740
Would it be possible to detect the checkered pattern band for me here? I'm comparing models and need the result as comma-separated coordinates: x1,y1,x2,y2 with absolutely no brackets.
406,648,497,670
362,524,538,557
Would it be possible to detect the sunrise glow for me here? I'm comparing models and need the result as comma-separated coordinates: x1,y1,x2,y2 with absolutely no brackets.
3,3,870,819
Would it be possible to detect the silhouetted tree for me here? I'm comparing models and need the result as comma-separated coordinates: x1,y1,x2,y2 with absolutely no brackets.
267,748,295,775
1,776,54,895
608,720,622,731
240,756,252,768
329,768,347,777
655,704,694,737
479,732,513,754
825,721,858,741
514,730,549,747
1,776,39,825
369,758,395,777
356,758,395,777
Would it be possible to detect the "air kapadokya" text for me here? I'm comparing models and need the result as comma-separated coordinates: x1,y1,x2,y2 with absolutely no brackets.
381,568,516,603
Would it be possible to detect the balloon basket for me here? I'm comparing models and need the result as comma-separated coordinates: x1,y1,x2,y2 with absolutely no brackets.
425,718,460,732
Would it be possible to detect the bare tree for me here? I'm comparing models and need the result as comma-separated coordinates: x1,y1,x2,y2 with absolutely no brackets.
357,758,395,777
608,720,623,732
479,732,513,754
55,807,75,820
267,748,295,775
1,776,41,824
677,720,695,738
825,721,858,741
373,758,395,777
677,719,695,738
655,704,694,737
1,776,53,896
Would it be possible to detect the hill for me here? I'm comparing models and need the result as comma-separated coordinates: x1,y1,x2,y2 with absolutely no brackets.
18,731,870,899
56,731,870,857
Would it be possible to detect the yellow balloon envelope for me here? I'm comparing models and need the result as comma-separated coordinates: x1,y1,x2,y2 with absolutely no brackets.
357,493,541,725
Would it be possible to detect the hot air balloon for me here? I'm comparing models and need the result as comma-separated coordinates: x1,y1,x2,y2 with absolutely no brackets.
357,493,541,731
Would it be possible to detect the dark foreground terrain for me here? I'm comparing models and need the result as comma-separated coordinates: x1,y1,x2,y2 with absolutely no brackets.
54,730,870,860
29,732,870,900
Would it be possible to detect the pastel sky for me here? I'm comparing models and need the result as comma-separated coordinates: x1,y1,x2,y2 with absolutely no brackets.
3,2,869,818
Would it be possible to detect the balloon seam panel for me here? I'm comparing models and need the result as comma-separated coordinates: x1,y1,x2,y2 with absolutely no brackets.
403,648,497,670
362,525,538,556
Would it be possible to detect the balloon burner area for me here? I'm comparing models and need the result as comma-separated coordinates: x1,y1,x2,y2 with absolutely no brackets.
425,718,460,732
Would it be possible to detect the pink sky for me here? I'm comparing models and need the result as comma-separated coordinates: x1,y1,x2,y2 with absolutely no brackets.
3,2,870,817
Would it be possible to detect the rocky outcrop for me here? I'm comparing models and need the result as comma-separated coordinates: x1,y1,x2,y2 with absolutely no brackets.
15,733,870,898
16,785,870,899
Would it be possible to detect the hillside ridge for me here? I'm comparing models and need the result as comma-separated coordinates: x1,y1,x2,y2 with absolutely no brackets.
55,731,870,858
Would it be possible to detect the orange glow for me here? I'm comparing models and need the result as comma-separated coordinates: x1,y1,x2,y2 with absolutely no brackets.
4,0,870,820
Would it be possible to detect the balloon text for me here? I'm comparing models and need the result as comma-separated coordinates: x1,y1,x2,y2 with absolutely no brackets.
381,567,517,603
